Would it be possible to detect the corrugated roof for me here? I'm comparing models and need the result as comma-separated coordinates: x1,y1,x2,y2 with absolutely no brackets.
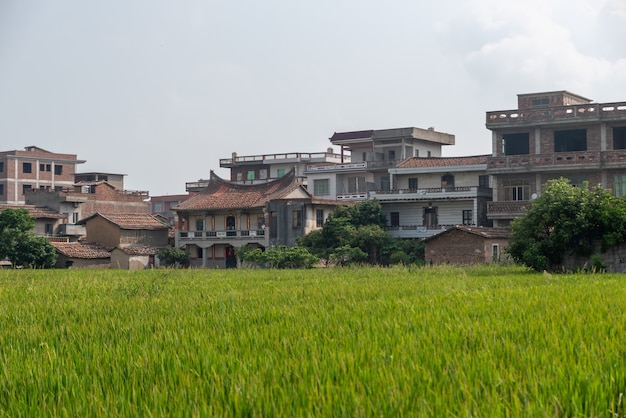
425,225,512,241
396,155,490,169
174,170,307,212
51,242,111,259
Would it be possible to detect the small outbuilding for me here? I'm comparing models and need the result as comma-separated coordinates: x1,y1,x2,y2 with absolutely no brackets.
110,246,160,270
51,242,111,269
424,225,511,265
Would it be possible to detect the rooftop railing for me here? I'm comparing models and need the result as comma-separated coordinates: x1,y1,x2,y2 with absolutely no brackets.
486,102,626,127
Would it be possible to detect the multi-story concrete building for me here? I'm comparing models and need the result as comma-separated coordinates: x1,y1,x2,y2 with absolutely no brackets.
486,91,626,227
372,155,492,239
186,149,346,192
150,193,194,227
0,146,85,205
305,127,455,201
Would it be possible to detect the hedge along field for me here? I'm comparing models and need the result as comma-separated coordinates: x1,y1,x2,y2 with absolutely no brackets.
0,266,625,417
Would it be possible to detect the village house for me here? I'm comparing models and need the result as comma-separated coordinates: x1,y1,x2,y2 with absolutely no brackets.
486,90,626,227
173,169,341,268
77,213,170,269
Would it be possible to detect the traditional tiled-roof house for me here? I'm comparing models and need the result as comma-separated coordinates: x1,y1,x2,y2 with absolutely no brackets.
51,242,111,269
77,213,170,269
173,169,341,268
0,204,66,238
424,225,511,265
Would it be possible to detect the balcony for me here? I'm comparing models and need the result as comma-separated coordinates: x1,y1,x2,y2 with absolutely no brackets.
371,186,491,201
176,229,266,246
488,150,626,173
486,102,626,128
56,223,86,236
305,159,399,173
385,224,455,239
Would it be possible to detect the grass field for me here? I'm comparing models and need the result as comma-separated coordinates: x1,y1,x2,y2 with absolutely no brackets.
0,265,625,417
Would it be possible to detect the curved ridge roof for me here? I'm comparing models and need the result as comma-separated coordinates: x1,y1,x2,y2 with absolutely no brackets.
174,169,306,212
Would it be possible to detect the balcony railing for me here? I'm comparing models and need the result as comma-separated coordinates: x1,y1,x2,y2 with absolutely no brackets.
487,201,531,217
220,152,347,167
306,159,400,173
486,102,626,127
178,229,266,240
371,186,491,200
488,150,626,171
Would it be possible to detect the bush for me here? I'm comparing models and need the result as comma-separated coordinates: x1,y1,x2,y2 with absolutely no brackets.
239,246,319,269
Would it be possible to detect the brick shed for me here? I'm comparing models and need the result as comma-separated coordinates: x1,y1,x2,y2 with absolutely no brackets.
424,226,511,265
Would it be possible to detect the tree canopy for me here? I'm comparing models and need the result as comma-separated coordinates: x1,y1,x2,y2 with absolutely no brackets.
0,208,57,268
507,178,626,271
298,199,424,266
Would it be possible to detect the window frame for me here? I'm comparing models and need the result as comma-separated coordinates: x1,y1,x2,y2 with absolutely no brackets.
313,179,330,196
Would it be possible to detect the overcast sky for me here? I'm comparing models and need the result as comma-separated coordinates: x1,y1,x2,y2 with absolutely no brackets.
1,1,625,196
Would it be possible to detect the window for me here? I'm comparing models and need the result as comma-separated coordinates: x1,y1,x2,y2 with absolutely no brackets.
492,244,500,262
408,178,418,190
46,164,51,172
45,223,53,235
247,170,255,181
414,149,419,157
427,151,432,157
479,175,489,188
532,98,549,107
381,176,390,191
277,168,285,178
554,129,587,152
39,164,45,171
348,176,366,193
316,209,324,227
72,212,79,224
292,210,302,228
196,219,204,231
503,133,530,155
54,165,62,175
462,210,472,225
270,212,278,239
257,215,265,230
441,173,454,191
260,169,268,180
154,203,163,212
504,179,530,201
423,205,438,228
390,212,400,227
388,150,396,160
313,179,330,196
614,127,626,150
236,172,243,181
0,161,3,172
22,184,32,194
0,184,3,195
23,162,32,173
615,175,626,197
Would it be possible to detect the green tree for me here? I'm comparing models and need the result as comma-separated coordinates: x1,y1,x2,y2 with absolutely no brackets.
0,208,56,268
158,246,189,267
239,245,318,269
507,178,626,271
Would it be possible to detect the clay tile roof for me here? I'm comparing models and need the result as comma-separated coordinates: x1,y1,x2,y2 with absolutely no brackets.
79,213,170,230
0,204,65,219
51,242,111,259
425,226,512,241
116,246,159,255
174,169,308,212
396,155,490,169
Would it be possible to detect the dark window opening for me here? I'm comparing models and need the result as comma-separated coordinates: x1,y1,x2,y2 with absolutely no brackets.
22,184,32,194
316,209,324,228
292,210,302,229
479,175,489,188
503,133,530,155
532,98,549,107
54,165,63,175
0,162,3,172
614,127,626,150
554,129,587,152
390,212,400,227
423,205,438,228
23,162,32,173
270,212,278,239
462,210,472,225
408,178,418,190
441,174,454,191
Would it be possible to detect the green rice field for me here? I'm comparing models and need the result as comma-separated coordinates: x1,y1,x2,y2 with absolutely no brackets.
0,265,625,417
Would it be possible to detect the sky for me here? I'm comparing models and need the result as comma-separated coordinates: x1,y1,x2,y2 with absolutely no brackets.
1,1,625,196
